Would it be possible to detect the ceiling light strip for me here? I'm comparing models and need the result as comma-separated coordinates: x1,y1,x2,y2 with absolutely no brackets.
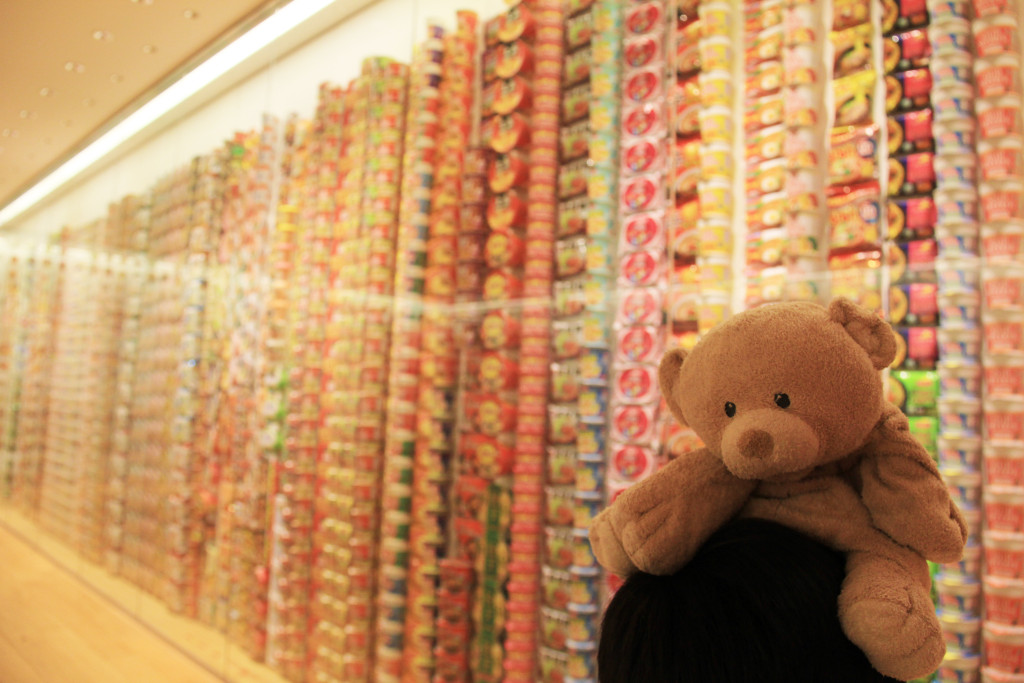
0,0,336,228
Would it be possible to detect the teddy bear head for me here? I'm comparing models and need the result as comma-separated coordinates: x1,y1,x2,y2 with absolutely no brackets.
658,298,897,481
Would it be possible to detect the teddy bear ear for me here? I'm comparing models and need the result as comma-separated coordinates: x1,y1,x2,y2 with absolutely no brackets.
658,347,690,427
828,297,897,370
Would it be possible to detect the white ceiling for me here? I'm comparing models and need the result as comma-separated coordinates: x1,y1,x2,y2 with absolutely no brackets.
0,0,276,211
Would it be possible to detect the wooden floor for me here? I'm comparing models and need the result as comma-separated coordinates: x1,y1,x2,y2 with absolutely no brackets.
0,509,287,683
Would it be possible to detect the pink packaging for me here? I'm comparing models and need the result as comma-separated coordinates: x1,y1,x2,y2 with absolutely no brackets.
616,325,663,364
934,572,982,614
609,443,656,482
986,576,1024,626
613,364,659,404
985,531,1024,579
610,404,659,445
984,622,1024,673
986,486,1024,533
986,442,1024,487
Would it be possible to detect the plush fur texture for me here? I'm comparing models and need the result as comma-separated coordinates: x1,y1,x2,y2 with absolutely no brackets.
589,299,968,680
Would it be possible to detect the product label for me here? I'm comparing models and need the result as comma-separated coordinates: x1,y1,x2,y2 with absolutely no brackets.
978,66,1020,98
975,25,1016,58
983,191,1023,222
982,147,1022,180
904,109,933,142
980,107,1021,139
905,196,937,230
974,0,1012,16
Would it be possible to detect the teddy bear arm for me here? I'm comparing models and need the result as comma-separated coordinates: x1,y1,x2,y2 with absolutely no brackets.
590,448,756,576
859,410,968,562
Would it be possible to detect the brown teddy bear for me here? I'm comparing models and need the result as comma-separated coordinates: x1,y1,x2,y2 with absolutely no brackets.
589,298,967,680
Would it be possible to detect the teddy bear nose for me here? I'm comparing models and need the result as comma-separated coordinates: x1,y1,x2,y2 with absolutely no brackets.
739,429,774,460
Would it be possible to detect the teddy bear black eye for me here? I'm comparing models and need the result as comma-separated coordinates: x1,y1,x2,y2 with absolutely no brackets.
724,402,736,418
774,393,790,409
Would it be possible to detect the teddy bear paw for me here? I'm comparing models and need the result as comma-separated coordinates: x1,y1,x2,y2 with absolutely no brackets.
841,590,945,680
588,511,637,577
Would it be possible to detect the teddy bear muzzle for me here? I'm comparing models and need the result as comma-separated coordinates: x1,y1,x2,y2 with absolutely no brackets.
720,410,820,480
738,429,773,460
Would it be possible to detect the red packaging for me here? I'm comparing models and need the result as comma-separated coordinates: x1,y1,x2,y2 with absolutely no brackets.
487,190,528,231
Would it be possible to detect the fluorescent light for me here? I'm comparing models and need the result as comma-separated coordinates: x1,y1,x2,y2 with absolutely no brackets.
0,0,336,228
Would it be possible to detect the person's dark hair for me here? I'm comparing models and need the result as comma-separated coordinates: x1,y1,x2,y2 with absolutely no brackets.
597,518,905,683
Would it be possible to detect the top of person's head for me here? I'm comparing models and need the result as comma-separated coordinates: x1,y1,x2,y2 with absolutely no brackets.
597,517,905,683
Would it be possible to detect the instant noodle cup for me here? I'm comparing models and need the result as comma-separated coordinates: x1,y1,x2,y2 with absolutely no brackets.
937,650,981,683
938,434,982,469
943,465,983,506
935,116,977,153
984,222,1024,261
984,266,1024,310
938,396,984,435
939,611,982,651
985,622,1024,673
979,138,1024,182
932,50,975,88
698,178,733,218
986,486,1024,533
983,665,1024,682
980,98,1023,141
985,531,1024,579
700,35,732,72
984,313,1024,356
986,396,1024,442
985,355,1024,395
938,359,982,396
975,14,1020,59
935,187,978,225
978,55,1023,99
931,0,971,21
699,71,734,108
934,572,982,614
932,84,975,121
938,289,982,324
928,17,972,55
987,443,1024,489
698,105,733,144
936,223,980,257
935,154,978,188
936,257,982,290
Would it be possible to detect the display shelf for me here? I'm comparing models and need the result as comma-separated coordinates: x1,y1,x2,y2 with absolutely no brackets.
2,2,1024,682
